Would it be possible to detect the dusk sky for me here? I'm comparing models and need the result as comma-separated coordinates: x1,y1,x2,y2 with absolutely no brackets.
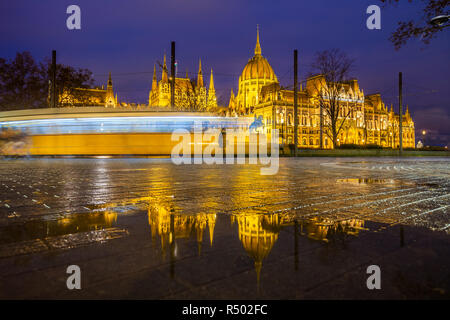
1,0,449,145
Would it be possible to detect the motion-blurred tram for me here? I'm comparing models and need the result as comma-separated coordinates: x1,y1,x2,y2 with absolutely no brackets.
0,107,252,156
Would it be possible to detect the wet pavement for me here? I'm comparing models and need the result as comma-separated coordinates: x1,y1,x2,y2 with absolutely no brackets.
0,157,449,299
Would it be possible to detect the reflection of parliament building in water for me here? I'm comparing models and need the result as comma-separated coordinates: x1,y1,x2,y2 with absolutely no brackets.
147,201,364,284
148,203,216,257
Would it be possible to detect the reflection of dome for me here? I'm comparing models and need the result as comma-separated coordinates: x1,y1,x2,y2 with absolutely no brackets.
240,27,277,82
236,214,280,288
238,215,278,260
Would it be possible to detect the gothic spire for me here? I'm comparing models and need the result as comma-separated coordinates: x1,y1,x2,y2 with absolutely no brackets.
254,24,262,56
209,68,215,92
152,64,157,90
107,72,112,87
162,54,168,82
207,68,217,109
197,58,203,87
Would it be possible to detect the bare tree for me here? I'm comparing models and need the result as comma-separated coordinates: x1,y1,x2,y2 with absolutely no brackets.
381,0,449,49
0,52,95,110
309,49,355,148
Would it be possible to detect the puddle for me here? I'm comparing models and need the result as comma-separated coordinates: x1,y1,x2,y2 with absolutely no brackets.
336,178,398,185
0,211,118,245
0,228,128,258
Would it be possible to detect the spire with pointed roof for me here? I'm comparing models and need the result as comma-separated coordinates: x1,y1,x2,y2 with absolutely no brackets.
207,69,217,109
255,24,262,56
197,59,204,87
228,89,236,111
107,72,112,87
152,64,157,91
105,72,116,107
209,69,215,92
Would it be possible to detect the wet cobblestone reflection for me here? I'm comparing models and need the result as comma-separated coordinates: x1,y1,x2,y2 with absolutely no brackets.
0,157,449,299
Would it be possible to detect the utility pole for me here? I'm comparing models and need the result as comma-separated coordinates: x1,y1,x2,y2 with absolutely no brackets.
293,49,298,156
51,50,57,108
171,41,176,110
319,105,323,149
399,72,403,156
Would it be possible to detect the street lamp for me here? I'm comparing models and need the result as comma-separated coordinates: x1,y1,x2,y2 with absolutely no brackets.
430,15,449,26
421,130,427,148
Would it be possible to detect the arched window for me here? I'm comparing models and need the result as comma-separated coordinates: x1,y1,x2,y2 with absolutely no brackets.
288,114,293,126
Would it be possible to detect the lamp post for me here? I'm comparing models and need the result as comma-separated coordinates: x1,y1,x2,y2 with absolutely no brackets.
430,15,449,26
422,130,427,148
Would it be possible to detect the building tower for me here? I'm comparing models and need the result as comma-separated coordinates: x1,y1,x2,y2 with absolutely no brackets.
105,72,117,107
207,69,218,110
197,59,204,87
162,54,168,83
235,25,278,114
196,59,207,108
228,89,236,115
149,64,158,105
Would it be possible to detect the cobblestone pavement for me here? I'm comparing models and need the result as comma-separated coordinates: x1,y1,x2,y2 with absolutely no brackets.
0,157,449,299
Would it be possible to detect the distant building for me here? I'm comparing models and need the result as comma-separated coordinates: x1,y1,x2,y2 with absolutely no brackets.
57,72,118,107
228,27,415,149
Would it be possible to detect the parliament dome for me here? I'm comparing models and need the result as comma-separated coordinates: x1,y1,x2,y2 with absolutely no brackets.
241,55,277,82
240,27,278,82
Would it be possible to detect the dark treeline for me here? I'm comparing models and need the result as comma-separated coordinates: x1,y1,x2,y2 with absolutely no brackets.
0,51,95,111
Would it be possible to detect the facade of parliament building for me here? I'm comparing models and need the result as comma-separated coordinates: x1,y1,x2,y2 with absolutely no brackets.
60,27,415,149
228,28,415,149
149,55,218,111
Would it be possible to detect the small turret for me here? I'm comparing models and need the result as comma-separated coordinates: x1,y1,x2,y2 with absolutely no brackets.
197,59,203,87
151,64,157,91
162,54,168,83
107,72,112,87
207,69,217,109
105,72,116,107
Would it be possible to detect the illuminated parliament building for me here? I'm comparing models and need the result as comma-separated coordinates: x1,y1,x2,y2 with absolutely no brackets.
58,27,415,149
228,28,415,149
